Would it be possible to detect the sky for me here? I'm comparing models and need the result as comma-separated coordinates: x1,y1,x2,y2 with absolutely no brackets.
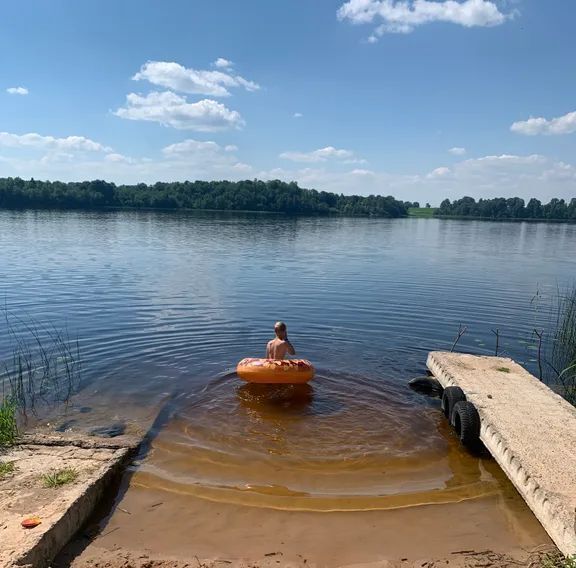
1,0,575,204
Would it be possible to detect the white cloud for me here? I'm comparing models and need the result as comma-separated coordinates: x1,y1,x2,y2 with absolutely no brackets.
114,91,245,131
6,86,29,95
2,133,574,206
0,131,111,152
293,112,303,118
214,58,233,69
420,154,566,198
449,146,466,155
337,0,511,38
132,61,259,97
427,166,451,178
0,136,253,185
259,153,575,205
510,110,576,136
279,146,365,164
162,139,225,156
104,153,135,164
161,138,252,172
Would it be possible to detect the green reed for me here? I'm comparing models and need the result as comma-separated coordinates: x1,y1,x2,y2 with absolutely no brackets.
548,284,576,406
1,308,82,418
0,396,18,448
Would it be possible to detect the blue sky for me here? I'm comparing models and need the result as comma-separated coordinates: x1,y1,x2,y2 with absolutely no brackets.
1,0,575,204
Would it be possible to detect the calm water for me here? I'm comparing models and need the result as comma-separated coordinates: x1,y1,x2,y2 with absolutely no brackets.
2,210,575,509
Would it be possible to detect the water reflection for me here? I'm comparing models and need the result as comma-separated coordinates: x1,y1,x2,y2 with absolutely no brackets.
237,382,315,416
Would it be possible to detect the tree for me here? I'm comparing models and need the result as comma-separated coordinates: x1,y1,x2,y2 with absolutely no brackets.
525,198,543,219
0,177,409,218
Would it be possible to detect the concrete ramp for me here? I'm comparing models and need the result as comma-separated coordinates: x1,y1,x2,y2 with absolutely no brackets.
427,351,576,557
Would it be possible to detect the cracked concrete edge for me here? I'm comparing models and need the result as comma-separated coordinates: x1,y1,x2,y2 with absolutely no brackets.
426,351,576,557
19,432,143,451
10,436,141,568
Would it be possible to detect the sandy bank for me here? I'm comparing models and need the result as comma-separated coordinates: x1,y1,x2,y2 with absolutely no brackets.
0,433,141,568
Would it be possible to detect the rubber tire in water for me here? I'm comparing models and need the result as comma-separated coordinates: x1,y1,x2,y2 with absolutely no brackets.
451,401,481,449
408,377,443,397
441,386,466,419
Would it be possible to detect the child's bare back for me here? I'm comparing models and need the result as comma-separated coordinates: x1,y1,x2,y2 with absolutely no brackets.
266,321,296,360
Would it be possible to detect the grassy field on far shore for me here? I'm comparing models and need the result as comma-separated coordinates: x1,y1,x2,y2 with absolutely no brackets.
408,207,438,218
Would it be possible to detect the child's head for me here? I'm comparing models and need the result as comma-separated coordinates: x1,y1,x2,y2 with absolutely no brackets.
274,321,287,339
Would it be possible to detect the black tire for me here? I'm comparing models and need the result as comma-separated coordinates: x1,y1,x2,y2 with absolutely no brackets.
408,377,443,397
441,386,465,419
451,401,481,448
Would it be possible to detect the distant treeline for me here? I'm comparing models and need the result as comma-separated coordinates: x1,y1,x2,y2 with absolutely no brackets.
437,196,576,220
0,177,408,217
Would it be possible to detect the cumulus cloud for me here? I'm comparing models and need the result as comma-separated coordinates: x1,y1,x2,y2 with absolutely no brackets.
337,0,511,38
259,153,575,205
0,136,253,185
0,131,111,152
427,166,451,178
422,154,559,195
214,57,233,69
104,153,136,164
293,112,303,118
6,86,29,95
132,61,259,97
114,91,245,131
162,138,251,171
2,134,574,205
510,110,576,136
163,139,227,156
449,146,466,155
279,146,365,164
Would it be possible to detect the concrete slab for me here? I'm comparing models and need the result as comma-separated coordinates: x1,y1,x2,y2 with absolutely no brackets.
0,434,140,568
427,351,576,556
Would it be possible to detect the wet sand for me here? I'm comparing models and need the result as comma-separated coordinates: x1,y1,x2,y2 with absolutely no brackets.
56,483,551,567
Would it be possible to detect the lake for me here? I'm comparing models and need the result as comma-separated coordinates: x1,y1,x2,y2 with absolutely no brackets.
1,209,575,520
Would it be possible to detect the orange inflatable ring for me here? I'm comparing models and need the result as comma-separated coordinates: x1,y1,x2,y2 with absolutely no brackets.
236,358,315,384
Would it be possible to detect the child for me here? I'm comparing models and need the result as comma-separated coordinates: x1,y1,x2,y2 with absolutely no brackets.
266,321,296,360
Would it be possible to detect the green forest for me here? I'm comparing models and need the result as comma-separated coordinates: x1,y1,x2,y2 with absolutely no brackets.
1,177,574,221
437,196,576,220
0,177,409,218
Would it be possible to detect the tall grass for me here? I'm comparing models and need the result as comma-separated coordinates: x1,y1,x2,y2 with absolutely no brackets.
1,308,82,419
547,285,576,406
0,396,18,448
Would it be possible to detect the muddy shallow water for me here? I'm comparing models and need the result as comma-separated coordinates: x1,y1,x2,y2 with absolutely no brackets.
51,370,552,566
134,372,501,512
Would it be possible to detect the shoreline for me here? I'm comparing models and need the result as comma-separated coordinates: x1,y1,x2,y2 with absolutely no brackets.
2,206,576,223
0,408,561,568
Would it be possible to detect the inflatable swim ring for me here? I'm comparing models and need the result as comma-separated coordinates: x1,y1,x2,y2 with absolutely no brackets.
236,358,315,384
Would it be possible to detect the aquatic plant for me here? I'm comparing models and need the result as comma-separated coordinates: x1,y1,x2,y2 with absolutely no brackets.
41,467,78,488
1,308,82,416
0,396,18,448
547,284,576,406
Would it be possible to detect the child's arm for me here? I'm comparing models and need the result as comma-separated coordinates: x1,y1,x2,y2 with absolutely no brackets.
266,342,272,358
